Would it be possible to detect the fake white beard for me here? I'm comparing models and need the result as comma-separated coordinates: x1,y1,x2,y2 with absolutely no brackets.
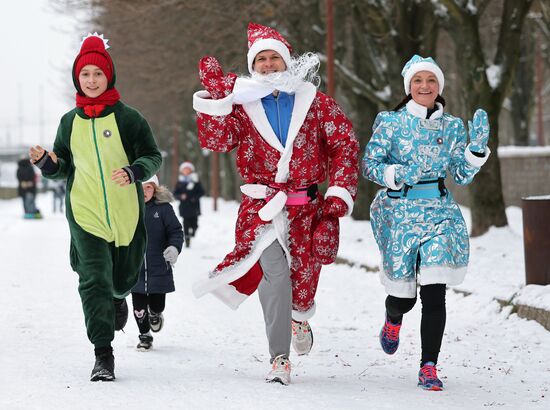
249,52,321,93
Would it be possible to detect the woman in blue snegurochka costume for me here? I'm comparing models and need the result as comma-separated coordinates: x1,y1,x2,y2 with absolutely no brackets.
362,55,490,391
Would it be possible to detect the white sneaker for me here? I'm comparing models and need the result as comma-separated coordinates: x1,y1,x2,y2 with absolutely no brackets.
266,355,291,385
292,320,313,355
149,310,164,333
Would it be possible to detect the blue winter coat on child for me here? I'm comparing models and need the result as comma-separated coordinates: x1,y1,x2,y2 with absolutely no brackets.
132,193,184,294
362,99,490,298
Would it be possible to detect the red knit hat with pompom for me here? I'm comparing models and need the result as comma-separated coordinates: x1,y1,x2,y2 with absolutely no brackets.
73,33,114,83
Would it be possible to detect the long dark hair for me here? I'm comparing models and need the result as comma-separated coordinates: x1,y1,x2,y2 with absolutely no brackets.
392,94,446,111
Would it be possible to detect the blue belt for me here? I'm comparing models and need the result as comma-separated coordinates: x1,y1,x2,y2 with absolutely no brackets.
387,179,447,199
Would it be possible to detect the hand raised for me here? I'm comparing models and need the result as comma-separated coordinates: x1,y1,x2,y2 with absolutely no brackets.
199,56,237,100
468,109,490,153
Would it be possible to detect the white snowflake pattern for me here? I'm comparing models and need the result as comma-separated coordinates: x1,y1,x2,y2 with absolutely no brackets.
324,121,336,136
294,133,306,149
203,57,220,73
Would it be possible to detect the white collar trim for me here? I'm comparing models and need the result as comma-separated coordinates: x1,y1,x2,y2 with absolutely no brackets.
242,82,317,183
406,99,444,119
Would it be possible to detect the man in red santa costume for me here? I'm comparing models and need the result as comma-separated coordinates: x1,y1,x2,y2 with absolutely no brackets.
192,22,359,385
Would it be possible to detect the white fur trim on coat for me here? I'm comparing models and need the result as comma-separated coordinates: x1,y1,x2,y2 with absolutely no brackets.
464,143,491,168
274,82,317,183
380,272,418,299
242,100,284,153
241,82,317,183
383,164,404,190
192,226,277,301
324,186,354,216
419,265,467,287
247,38,292,74
406,100,444,119
292,302,316,321
193,90,234,116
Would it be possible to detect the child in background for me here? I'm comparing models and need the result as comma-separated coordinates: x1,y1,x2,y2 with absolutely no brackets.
131,175,183,351
173,161,204,247
29,33,161,381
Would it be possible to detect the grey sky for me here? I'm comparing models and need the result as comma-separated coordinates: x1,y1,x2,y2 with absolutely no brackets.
1,0,85,147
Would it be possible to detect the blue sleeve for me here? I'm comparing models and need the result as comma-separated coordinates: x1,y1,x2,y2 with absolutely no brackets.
362,112,394,187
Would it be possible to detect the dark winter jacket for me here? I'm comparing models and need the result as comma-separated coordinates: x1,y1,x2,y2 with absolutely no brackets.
132,191,184,294
173,173,204,218
16,159,37,197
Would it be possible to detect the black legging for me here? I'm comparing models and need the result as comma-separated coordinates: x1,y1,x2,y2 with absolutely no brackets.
183,216,198,238
131,293,166,334
385,284,446,366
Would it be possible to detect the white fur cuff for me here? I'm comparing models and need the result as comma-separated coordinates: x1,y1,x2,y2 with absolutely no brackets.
325,186,354,216
383,165,404,190
292,302,316,321
464,143,491,168
193,90,234,116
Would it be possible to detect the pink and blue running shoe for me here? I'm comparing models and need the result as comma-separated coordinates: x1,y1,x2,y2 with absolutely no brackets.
418,362,443,391
379,315,402,355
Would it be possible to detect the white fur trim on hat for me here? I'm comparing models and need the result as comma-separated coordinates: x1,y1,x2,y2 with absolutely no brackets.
143,175,159,186
179,162,195,172
247,38,291,74
403,61,445,95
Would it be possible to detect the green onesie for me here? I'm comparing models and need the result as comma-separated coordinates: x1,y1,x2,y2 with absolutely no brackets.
42,102,161,347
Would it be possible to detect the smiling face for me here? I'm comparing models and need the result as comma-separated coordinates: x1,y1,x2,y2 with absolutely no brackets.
143,182,156,203
410,71,439,108
253,50,287,74
78,65,108,98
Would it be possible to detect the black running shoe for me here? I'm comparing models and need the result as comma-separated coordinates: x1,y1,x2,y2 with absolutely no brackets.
136,333,154,351
114,298,128,331
90,348,115,382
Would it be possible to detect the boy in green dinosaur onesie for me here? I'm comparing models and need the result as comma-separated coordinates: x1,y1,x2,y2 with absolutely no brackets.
29,33,161,382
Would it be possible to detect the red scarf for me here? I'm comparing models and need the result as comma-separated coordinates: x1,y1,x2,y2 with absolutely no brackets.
76,88,121,118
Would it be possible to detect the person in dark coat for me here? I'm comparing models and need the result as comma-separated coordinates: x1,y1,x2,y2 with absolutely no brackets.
16,158,41,219
173,161,204,247
131,175,183,351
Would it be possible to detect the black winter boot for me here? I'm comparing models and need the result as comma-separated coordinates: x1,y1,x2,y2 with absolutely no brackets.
90,346,115,381
114,298,128,331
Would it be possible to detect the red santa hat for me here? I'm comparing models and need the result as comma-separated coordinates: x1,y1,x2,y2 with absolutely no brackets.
247,23,292,74
73,33,114,83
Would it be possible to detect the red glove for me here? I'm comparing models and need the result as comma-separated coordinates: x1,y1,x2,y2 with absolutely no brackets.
199,56,237,100
322,196,348,218
312,216,340,265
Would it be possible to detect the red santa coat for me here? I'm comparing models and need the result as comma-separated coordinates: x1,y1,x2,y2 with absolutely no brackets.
192,80,359,320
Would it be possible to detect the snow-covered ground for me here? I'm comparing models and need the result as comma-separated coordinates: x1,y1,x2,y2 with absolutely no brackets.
1,193,548,409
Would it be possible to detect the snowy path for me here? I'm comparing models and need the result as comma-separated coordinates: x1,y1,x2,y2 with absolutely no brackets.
1,194,548,409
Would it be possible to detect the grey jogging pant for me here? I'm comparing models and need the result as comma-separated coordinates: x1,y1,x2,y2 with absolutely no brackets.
258,240,292,361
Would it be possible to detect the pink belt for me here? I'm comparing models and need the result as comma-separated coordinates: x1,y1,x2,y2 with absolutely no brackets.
239,183,317,221
285,190,311,206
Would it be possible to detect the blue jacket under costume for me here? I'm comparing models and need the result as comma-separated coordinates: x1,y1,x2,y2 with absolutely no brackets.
363,99,490,298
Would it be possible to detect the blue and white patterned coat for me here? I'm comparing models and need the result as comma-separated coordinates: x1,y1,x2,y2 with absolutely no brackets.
363,99,490,298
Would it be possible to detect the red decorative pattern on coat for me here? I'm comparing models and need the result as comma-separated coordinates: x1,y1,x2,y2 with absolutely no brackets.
196,91,359,314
